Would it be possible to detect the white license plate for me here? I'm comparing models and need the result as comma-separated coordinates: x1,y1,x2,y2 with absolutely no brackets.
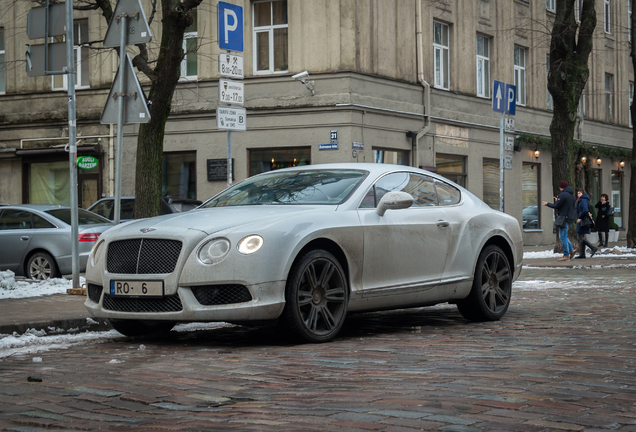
110,280,164,297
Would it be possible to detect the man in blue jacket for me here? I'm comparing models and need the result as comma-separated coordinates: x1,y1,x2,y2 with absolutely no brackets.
542,181,577,261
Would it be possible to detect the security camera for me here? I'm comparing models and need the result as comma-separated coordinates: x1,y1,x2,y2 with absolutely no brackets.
292,71,309,80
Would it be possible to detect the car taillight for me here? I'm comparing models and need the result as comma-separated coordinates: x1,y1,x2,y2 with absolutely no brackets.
79,233,100,242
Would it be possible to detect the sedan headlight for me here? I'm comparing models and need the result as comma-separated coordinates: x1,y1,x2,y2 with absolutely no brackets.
237,235,263,255
198,238,231,265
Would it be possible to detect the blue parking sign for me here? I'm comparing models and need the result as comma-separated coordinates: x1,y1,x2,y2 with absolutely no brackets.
218,1,243,52
505,84,517,115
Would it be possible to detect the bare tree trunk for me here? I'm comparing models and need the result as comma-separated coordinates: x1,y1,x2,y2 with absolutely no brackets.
547,0,596,252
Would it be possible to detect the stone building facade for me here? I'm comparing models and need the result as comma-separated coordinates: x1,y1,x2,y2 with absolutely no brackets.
0,0,632,245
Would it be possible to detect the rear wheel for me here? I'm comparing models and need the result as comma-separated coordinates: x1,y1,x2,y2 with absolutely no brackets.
26,252,60,280
457,245,512,321
280,249,348,343
108,319,175,337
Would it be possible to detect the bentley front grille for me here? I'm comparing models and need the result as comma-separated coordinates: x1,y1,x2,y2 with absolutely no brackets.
191,285,253,305
106,239,182,274
102,294,183,313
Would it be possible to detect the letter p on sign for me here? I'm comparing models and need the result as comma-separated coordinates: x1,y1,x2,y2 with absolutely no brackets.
218,1,244,53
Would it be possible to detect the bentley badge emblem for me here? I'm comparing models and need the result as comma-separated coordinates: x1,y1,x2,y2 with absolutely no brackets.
140,228,156,233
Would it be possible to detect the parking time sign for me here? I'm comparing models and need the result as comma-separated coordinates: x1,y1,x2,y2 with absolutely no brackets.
218,1,244,52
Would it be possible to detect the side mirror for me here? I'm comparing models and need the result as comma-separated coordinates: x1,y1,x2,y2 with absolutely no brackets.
376,191,414,216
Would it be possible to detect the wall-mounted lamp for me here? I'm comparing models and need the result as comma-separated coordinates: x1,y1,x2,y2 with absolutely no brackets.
534,148,540,160
596,157,602,166
291,71,315,95
581,156,587,163
619,160,625,170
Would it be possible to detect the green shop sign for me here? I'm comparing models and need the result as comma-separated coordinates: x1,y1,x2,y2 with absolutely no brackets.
77,156,99,170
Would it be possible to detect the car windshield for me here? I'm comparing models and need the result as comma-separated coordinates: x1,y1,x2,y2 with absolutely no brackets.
46,209,112,225
202,169,368,207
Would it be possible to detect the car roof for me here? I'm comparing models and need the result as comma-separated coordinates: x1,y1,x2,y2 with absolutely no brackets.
0,204,69,211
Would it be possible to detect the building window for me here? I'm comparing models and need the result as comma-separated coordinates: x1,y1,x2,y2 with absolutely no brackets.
436,153,466,187
249,147,310,176
434,21,450,90
604,0,611,33
476,35,490,98
605,73,613,122
162,152,196,199
546,0,556,13
483,158,499,210
546,55,553,110
522,163,540,230
52,20,89,90
579,91,586,117
629,81,633,128
611,171,623,228
589,169,601,206
0,28,5,93
253,0,288,74
514,46,526,106
374,149,409,166
181,10,198,81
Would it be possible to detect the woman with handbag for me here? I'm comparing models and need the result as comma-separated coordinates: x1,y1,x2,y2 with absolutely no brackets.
574,189,599,259
594,193,611,248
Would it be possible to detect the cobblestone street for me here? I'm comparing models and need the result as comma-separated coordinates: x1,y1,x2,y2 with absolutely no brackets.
1,267,635,431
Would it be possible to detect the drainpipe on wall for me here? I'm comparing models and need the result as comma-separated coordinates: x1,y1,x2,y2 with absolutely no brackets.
415,0,431,168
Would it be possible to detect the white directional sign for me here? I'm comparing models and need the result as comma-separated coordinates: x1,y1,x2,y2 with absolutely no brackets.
493,80,505,112
218,53,244,79
504,155,513,170
217,106,246,131
505,118,515,132
504,136,514,151
219,79,244,105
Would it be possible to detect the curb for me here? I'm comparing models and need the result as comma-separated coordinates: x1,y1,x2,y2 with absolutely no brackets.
0,317,111,336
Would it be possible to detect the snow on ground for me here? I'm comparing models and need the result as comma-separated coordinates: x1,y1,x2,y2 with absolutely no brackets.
0,270,84,300
522,246,636,260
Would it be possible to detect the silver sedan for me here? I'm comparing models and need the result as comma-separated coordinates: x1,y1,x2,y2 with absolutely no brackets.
85,164,523,342
0,204,113,279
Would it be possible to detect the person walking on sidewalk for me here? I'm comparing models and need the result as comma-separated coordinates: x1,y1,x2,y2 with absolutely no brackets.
542,181,577,261
595,193,611,248
574,188,599,259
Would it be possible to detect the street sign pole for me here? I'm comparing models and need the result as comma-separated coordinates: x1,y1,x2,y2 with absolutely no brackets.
114,15,127,225
227,129,232,188
65,0,79,289
499,112,504,213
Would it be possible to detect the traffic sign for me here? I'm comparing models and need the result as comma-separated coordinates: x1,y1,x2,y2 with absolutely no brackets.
504,136,514,151
218,1,244,52
504,155,513,170
103,0,152,48
219,79,244,105
218,53,244,79
27,3,66,39
100,54,151,124
217,106,246,131
26,42,66,77
493,80,505,112
505,118,515,133
505,84,517,115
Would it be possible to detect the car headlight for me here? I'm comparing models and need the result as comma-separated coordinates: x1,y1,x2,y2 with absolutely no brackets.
198,238,231,265
238,235,263,255
91,240,105,266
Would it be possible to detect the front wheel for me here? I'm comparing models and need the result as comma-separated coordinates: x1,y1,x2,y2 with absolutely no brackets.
457,245,512,322
280,249,349,343
108,319,175,337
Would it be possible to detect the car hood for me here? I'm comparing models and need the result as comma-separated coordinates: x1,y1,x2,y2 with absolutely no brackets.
107,205,334,237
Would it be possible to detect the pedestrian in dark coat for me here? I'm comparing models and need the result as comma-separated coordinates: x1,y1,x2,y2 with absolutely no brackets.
574,189,598,259
542,181,577,260
595,193,611,247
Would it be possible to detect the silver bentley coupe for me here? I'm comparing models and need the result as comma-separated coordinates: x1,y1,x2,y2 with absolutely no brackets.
85,163,523,342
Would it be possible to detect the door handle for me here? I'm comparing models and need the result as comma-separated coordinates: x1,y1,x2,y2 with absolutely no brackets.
20,236,30,241
436,220,450,228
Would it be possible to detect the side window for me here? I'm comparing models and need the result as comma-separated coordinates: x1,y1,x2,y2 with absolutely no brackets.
435,180,461,205
0,210,33,230
33,214,56,229
121,200,135,220
90,201,114,219
360,172,438,209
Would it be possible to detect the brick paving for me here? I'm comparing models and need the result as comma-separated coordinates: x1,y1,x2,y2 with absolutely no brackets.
0,266,635,431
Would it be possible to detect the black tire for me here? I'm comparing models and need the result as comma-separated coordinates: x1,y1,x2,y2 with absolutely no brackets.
457,245,512,322
26,251,60,280
280,249,349,343
108,319,175,337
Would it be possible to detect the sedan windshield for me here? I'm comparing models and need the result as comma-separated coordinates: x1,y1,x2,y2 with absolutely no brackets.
202,169,368,207
46,209,112,225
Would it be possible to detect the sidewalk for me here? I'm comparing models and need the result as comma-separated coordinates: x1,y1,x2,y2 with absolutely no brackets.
1,242,634,336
